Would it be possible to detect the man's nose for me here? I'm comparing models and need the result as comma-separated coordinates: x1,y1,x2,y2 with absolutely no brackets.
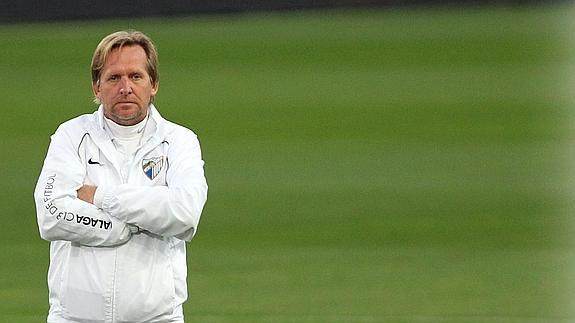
119,78,133,95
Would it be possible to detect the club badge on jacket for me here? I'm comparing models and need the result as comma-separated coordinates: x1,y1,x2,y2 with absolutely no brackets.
142,156,164,180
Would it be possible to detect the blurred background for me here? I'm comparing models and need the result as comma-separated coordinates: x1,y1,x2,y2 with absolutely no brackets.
1,0,575,322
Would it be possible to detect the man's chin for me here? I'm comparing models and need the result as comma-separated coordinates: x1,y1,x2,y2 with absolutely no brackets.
107,113,143,126
110,108,144,125
114,102,139,112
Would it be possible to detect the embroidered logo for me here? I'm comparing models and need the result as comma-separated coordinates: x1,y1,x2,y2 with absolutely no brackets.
142,156,164,180
88,158,103,166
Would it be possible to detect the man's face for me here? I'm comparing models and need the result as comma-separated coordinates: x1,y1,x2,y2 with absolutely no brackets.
93,45,158,126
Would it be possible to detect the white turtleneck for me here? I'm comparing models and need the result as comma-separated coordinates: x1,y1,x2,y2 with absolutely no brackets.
93,113,149,209
104,114,148,157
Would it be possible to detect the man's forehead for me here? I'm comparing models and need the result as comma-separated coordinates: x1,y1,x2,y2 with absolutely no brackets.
103,46,147,69
101,64,147,75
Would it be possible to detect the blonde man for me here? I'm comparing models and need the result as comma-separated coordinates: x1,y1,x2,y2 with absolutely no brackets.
34,30,208,323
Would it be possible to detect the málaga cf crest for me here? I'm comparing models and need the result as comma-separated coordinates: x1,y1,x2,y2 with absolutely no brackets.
142,156,164,180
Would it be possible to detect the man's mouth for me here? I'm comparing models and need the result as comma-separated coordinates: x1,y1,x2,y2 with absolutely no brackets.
116,101,136,107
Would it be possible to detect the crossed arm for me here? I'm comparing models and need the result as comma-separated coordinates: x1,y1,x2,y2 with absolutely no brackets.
35,125,207,247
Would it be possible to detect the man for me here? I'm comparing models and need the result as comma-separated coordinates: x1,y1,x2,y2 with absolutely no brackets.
34,30,208,323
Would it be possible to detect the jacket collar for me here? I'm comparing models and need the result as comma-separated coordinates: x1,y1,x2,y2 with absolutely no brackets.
91,104,167,141
84,104,168,171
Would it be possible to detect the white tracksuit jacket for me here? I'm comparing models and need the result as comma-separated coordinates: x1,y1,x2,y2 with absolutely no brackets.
34,105,208,323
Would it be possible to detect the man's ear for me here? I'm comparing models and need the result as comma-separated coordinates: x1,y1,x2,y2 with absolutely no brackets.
151,81,159,96
92,81,101,104
92,81,100,98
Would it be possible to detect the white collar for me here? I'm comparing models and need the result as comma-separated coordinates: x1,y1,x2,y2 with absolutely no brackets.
104,112,149,140
92,104,164,144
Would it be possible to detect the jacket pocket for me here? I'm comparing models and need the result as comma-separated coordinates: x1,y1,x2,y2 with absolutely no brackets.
60,245,107,322
115,234,176,322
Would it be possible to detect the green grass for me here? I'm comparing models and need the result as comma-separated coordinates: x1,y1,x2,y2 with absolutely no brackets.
2,4,575,322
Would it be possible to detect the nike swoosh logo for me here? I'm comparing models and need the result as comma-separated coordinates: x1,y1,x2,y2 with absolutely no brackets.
88,158,103,166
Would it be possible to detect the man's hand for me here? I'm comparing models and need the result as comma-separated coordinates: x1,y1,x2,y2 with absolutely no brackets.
77,185,97,204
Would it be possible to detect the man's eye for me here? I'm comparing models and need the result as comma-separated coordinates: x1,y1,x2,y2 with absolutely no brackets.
108,75,119,81
131,74,143,81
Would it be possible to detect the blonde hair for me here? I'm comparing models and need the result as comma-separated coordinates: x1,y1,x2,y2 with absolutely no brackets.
91,30,159,101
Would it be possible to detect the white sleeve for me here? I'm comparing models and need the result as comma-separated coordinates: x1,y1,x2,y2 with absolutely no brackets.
101,130,208,241
93,185,107,209
34,125,132,247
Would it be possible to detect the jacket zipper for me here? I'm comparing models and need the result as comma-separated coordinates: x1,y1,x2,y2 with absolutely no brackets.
110,248,118,323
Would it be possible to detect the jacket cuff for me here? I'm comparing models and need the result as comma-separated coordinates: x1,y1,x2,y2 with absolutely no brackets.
93,185,107,209
101,188,125,221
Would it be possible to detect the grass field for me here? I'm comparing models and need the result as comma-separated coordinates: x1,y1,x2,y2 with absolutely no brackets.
1,3,575,322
